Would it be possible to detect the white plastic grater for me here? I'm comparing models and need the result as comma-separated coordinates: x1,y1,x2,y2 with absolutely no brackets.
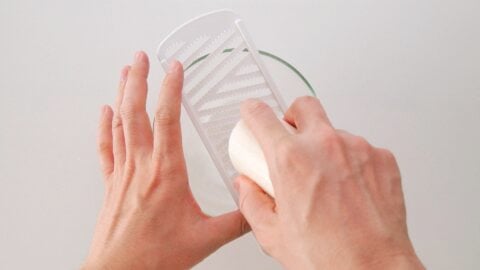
156,9,286,203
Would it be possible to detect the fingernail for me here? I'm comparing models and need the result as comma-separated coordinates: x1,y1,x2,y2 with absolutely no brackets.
101,105,108,114
134,51,144,62
168,60,179,74
120,66,129,81
243,99,263,112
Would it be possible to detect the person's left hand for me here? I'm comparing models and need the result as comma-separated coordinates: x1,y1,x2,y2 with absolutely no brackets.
83,51,248,270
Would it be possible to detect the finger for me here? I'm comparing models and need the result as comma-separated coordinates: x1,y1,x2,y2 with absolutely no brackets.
204,210,250,247
153,60,184,160
284,96,332,131
112,65,129,165
97,105,114,177
235,175,276,231
240,99,290,157
120,51,153,155
115,66,130,111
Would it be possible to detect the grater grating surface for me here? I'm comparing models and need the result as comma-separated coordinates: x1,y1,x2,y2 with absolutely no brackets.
156,10,286,203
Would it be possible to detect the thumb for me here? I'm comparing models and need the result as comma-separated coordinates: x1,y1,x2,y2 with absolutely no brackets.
235,175,276,231
204,210,249,248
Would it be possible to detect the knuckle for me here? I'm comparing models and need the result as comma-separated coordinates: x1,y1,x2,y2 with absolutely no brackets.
119,104,138,120
154,109,177,127
97,141,111,154
379,148,396,162
112,115,123,129
354,139,373,165
314,129,347,161
319,128,341,146
351,136,372,152
241,100,269,117
377,148,402,182
377,148,395,160
102,165,114,176
294,96,318,107
123,159,136,175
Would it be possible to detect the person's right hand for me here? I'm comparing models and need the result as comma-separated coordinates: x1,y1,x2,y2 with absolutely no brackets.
235,97,424,270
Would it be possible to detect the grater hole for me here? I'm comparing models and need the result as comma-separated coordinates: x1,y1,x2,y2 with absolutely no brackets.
236,64,260,76
183,28,240,89
177,35,210,63
184,34,243,91
199,87,271,111
203,28,236,56
187,39,248,105
164,41,186,59
218,75,265,94
198,105,240,123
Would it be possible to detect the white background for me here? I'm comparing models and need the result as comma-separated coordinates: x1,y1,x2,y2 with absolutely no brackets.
1,0,479,269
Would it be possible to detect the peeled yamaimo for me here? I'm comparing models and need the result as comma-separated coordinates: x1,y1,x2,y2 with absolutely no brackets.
228,119,295,198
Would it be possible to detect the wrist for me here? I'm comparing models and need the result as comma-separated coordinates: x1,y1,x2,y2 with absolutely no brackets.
281,248,424,270
82,257,108,270
81,261,96,270
357,253,424,270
